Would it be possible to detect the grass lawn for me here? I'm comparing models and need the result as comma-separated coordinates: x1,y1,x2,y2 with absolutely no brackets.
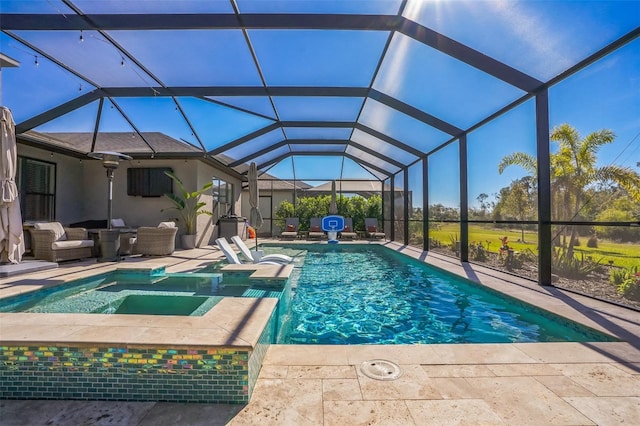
573,242,639,269
428,222,639,269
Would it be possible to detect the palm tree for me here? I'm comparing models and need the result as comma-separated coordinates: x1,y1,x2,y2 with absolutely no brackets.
498,123,640,259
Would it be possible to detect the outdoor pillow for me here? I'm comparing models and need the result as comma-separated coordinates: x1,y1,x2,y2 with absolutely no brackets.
111,218,126,228
344,225,351,232
158,221,176,228
311,225,321,232
34,222,67,241
286,224,295,231
367,225,377,233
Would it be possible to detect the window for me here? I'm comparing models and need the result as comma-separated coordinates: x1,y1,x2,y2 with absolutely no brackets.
17,156,56,221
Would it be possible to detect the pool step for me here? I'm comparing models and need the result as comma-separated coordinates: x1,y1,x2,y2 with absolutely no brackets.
242,288,282,298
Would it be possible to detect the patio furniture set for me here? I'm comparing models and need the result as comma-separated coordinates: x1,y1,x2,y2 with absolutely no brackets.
28,219,177,262
26,216,385,264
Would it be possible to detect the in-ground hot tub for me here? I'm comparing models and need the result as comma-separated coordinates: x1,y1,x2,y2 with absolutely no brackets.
0,264,293,403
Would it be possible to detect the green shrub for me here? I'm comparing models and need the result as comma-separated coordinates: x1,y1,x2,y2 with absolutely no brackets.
512,249,536,269
409,221,423,245
469,241,488,262
619,279,640,300
448,233,460,255
586,236,598,248
610,267,628,285
274,194,382,232
613,266,640,300
274,200,295,230
552,247,603,279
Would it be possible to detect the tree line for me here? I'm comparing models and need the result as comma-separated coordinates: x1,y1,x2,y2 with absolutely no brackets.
431,124,640,249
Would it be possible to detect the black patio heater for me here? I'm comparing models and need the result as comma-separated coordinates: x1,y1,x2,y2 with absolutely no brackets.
87,151,132,261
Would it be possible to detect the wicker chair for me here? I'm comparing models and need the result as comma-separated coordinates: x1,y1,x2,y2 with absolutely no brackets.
132,222,178,256
30,222,94,262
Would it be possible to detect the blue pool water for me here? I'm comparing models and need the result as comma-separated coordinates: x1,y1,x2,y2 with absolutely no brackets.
267,244,616,344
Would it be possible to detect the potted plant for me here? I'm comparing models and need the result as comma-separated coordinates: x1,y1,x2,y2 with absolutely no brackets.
162,171,213,249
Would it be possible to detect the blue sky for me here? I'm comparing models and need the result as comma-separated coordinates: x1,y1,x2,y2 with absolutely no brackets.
1,0,638,209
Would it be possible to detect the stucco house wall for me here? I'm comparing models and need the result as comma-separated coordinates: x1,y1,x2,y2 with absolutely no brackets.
17,144,242,249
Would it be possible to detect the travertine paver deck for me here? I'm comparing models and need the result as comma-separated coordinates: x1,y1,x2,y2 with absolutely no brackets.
1,240,639,425
227,342,639,426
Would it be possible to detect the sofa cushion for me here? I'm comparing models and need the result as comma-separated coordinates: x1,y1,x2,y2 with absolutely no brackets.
52,240,94,249
158,221,176,229
34,222,67,241
111,218,126,228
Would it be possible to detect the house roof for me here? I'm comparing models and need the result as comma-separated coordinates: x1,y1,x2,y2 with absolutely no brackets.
305,180,386,193
21,131,202,154
259,178,313,191
239,171,312,191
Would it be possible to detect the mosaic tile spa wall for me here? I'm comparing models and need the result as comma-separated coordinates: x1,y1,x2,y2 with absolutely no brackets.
0,345,250,403
0,267,287,403
0,308,276,402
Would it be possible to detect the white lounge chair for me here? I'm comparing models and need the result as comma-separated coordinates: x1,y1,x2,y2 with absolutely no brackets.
215,238,281,265
231,235,293,264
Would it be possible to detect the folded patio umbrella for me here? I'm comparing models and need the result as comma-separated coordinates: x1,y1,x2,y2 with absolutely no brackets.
0,106,25,263
329,180,338,215
248,162,263,250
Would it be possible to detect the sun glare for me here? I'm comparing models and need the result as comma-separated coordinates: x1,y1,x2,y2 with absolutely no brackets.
403,0,432,22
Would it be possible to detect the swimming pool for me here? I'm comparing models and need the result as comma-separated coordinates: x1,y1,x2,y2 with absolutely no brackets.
263,244,616,345
1,245,615,345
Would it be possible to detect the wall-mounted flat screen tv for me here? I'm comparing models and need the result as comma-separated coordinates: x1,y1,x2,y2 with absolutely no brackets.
127,167,173,197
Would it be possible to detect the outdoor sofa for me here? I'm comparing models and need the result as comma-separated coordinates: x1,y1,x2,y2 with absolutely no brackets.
30,222,94,262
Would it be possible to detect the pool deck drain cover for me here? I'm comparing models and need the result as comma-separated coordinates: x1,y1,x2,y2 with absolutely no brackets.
360,360,402,381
